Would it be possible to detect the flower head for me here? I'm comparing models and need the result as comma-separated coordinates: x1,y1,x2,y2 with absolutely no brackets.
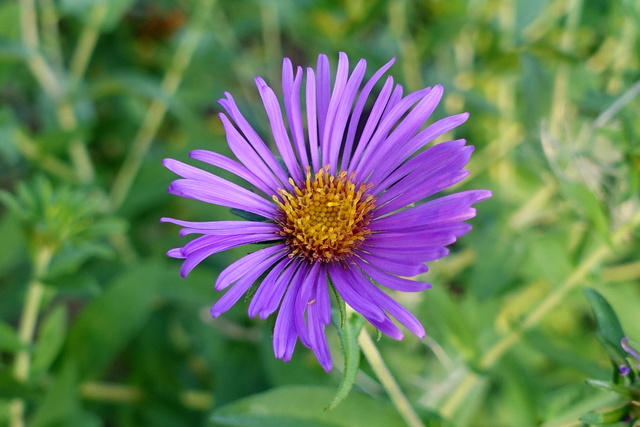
163,53,491,371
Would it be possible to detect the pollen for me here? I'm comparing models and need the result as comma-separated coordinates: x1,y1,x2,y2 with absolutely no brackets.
273,165,376,263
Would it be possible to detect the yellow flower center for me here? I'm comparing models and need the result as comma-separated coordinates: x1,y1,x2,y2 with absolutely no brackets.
273,166,376,262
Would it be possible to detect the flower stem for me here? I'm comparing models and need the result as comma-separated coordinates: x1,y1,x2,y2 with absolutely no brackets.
10,247,54,427
109,0,215,210
358,329,425,427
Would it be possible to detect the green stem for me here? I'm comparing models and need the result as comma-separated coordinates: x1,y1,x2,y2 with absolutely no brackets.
38,0,64,69
10,247,54,427
109,0,216,209
358,329,425,427
19,0,96,183
440,210,640,419
79,382,213,410
69,3,108,80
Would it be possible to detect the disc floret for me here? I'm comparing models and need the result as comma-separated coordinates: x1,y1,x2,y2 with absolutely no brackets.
274,166,376,262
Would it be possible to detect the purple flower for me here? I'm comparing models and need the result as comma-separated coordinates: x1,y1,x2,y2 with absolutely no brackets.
163,53,491,371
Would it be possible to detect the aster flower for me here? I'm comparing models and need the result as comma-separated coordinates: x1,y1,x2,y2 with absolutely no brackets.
162,52,491,371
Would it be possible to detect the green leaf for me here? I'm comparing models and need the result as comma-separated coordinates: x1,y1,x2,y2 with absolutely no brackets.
326,313,364,411
66,261,164,377
585,379,634,399
230,208,271,223
579,404,629,426
209,386,406,427
0,321,23,352
584,289,626,357
30,362,101,427
31,304,68,377
562,183,610,239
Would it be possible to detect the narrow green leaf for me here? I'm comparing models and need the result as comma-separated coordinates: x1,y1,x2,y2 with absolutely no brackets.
230,208,271,222
31,304,68,377
66,261,164,377
579,404,629,426
209,386,405,427
30,362,101,427
326,314,364,411
585,379,634,399
584,289,626,357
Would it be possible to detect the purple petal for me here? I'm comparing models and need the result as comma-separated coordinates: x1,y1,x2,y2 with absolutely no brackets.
178,223,278,237
316,54,331,147
179,233,281,278
350,268,425,337
215,244,287,291
347,76,395,174
255,77,303,182
372,139,468,195
257,260,302,319
273,277,302,362
359,244,449,264
324,55,367,173
374,143,474,215
366,229,459,248
372,190,492,231
167,179,277,219
218,94,290,186
328,263,386,322
363,85,445,182
355,260,432,292
282,60,309,170
355,251,428,277
341,58,396,170
374,112,470,185
350,87,432,180
305,67,320,171
189,150,277,196
293,262,317,348
210,250,284,317
247,256,290,318
308,287,332,371
162,218,276,232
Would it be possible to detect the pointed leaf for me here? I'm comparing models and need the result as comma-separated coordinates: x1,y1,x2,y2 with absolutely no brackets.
584,289,626,358
209,386,406,427
579,404,630,426
326,313,364,411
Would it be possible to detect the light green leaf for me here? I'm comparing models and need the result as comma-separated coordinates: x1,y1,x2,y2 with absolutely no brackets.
579,404,629,426
585,380,634,399
562,183,609,239
209,386,406,427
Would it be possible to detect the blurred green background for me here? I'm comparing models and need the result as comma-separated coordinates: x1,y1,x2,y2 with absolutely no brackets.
1,0,639,426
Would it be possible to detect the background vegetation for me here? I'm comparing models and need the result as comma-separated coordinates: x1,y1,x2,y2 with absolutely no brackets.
1,0,639,426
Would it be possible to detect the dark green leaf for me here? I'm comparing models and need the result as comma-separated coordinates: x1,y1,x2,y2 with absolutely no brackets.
230,208,271,223
584,289,626,358
31,304,68,377
0,321,23,352
66,261,164,377
209,386,406,427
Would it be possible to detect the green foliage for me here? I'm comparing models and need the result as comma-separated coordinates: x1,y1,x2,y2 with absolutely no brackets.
1,0,640,426
210,386,406,427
